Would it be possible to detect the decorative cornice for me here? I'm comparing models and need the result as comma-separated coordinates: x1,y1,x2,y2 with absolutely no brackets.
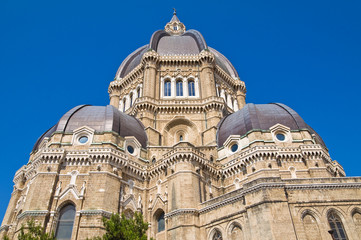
165,208,198,218
108,65,144,93
215,66,246,92
285,182,361,190
200,182,284,214
129,96,225,115
17,210,49,220
221,144,332,178
79,209,113,218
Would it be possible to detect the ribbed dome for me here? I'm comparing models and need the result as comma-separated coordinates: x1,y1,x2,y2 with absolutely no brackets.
216,103,325,147
32,105,147,152
115,25,239,79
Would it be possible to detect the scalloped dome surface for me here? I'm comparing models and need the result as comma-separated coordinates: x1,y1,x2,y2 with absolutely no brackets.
32,105,147,152
216,103,325,147
115,30,239,79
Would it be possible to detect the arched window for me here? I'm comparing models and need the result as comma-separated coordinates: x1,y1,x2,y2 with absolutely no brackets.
129,93,133,107
241,165,247,175
157,212,165,232
176,80,183,96
55,204,76,240
230,225,243,240
123,98,126,112
137,88,141,98
328,212,348,240
212,229,223,240
353,210,361,238
188,80,195,96
303,214,321,240
164,80,171,96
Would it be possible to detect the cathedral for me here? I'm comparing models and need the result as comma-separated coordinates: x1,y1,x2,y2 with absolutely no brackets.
1,12,361,240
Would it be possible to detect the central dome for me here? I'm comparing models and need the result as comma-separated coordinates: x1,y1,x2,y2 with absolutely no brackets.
115,14,239,79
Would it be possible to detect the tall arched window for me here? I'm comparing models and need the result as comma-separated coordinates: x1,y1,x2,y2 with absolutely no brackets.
188,80,195,96
137,88,141,98
129,93,133,107
212,229,223,240
303,214,321,240
353,210,361,238
55,204,76,240
164,80,171,96
123,98,126,112
176,80,183,96
328,212,348,240
157,212,165,232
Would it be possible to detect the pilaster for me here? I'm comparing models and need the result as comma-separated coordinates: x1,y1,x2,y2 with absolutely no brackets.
199,50,216,99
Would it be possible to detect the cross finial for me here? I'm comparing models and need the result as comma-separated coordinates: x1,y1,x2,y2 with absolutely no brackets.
173,8,176,15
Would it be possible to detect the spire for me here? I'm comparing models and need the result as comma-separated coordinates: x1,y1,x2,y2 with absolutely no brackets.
171,8,180,22
164,9,186,35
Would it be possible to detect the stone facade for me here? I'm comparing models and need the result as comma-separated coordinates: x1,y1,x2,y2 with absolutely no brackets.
1,13,361,240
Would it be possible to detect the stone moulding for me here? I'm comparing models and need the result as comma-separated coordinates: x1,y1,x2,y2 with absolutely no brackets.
285,182,361,190
221,144,332,178
214,66,245,91
16,143,337,185
109,65,144,92
165,208,198,219
17,210,49,220
199,181,361,214
79,209,112,218
129,96,225,115
200,183,284,214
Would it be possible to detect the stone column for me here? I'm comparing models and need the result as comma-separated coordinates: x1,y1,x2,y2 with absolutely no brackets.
142,50,159,99
199,50,216,99
236,89,246,109
109,87,121,109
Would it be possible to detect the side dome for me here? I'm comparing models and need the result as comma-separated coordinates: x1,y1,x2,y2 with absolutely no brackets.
216,103,325,147
32,105,147,152
115,15,239,79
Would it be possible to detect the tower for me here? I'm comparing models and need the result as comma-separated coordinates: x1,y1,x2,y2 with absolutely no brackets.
1,13,361,240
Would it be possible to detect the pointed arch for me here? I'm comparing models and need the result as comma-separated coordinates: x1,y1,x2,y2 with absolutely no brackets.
302,213,321,240
228,222,243,240
352,208,361,238
55,203,76,240
327,210,348,240
153,208,165,234
209,228,223,240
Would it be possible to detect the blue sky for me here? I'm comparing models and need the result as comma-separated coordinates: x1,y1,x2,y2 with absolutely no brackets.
0,0,360,221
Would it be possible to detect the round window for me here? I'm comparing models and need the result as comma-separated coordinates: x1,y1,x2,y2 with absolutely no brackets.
127,145,135,154
78,136,88,144
231,143,238,152
276,133,286,141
